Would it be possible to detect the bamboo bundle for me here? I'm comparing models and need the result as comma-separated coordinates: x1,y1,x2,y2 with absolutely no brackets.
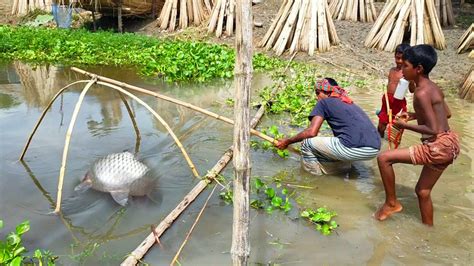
12,0,53,16
459,67,473,101
259,0,340,55
434,0,454,26
328,0,378,23
158,0,211,31
457,24,474,54
365,0,446,52
207,0,236,37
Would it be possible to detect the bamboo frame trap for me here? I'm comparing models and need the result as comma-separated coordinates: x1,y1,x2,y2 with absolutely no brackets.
364,0,447,52
19,67,284,215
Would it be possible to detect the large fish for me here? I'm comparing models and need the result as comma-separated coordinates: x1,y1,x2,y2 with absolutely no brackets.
75,152,156,206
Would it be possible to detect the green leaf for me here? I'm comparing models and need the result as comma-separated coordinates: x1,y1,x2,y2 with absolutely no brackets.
271,196,283,207
10,256,22,266
254,178,265,190
6,233,21,246
13,246,25,257
265,188,275,199
34,249,42,258
15,221,29,235
301,210,310,218
0,220,3,230
282,188,288,195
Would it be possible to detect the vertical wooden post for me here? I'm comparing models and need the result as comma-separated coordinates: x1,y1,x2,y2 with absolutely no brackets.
118,0,123,33
231,0,253,264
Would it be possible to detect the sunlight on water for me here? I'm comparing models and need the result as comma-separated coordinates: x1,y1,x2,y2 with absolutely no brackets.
0,62,472,265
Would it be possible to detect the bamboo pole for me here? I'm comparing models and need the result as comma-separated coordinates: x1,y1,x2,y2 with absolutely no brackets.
70,67,280,145
54,79,97,213
95,81,200,178
20,80,92,160
170,185,217,265
117,92,142,154
232,0,253,263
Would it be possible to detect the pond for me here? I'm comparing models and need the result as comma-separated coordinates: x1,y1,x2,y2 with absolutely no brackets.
0,61,472,265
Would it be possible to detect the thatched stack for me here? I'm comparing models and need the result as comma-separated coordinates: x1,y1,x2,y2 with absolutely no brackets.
207,0,236,37
457,24,473,54
259,0,340,55
365,0,446,52
158,0,212,31
459,67,473,101
328,0,377,22
12,0,53,16
80,0,158,16
434,0,454,26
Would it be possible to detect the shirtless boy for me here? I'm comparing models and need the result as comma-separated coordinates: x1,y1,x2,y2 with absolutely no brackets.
377,43,412,138
375,45,460,226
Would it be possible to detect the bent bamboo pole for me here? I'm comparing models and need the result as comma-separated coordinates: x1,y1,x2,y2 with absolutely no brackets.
96,81,200,178
54,79,97,213
71,67,279,145
117,92,142,153
19,80,92,160
121,91,269,266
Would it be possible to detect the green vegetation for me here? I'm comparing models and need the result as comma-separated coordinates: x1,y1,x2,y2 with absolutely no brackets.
251,125,289,158
219,177,338,235
0,25,282,82
301,208,338,235
0,220,57,266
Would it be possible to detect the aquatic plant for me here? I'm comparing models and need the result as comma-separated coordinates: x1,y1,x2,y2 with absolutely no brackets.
251,178,292,214
0,220,57,265
300,208,338,235
0,25,282,82
251,125,289,158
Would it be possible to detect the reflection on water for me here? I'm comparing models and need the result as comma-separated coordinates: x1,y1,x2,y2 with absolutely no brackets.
0,62,472,265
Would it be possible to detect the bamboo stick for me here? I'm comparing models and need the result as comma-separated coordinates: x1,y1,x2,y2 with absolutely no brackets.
170,185,217,265
117,92,142,154
54,79,97,213
457,24,473,54
70,68,279,145
20,80,92,160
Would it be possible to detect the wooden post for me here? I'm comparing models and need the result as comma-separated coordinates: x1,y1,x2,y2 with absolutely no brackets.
118,0,123,33
232,0,252,264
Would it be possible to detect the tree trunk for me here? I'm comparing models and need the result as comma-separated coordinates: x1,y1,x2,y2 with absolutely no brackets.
231,0,253,265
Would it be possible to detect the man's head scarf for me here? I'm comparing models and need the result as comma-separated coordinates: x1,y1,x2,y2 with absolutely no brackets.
315,79,353,104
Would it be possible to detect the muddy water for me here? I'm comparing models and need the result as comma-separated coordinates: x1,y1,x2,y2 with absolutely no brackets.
0,62,472,265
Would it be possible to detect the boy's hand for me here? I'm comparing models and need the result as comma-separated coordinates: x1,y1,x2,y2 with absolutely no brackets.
397,112,415,121
394,116,408,128
275,139,290,150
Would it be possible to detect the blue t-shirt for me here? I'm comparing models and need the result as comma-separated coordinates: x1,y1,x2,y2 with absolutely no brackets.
309,97,381,149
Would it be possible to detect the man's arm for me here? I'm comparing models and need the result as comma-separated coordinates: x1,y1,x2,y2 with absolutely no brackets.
275,116,324,150
444,100,451,119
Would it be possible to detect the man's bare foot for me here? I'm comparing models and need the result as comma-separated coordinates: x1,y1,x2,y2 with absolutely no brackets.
375,202,403,221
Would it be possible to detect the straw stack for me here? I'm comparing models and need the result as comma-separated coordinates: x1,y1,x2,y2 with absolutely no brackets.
158,0,212,31
12,0,53,16
457,24,473,54
328,0,378,23
365,0,446,52
434,0,454,26
207,0,236,37
259,0,340,55
459,67,473,101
